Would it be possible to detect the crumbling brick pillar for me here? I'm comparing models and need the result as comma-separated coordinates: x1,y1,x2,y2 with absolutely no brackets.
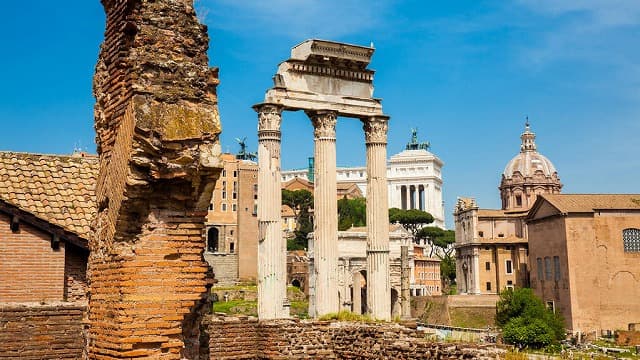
88,0,221,359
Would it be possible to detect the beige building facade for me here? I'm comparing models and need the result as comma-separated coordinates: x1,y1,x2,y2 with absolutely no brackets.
205,153,259,284
527,194,640,335
455,122,561,295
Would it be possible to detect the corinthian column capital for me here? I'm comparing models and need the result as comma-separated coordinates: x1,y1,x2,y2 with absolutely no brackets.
307,110,337,139
362,116,389,144
254,103,283,133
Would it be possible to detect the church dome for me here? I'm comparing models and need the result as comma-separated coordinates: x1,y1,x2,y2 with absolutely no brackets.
502,122,557,178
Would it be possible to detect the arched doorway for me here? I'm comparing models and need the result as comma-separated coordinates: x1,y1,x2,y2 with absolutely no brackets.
291,279,301,289
207,227,219,253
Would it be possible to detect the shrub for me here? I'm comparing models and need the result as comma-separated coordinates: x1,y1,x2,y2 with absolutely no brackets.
496,288,565,349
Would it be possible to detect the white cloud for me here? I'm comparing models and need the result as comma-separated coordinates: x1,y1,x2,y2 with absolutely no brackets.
201,0,393,39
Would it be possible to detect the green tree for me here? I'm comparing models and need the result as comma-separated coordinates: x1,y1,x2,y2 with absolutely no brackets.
282,189,313,250
417,226,457,290
388,208,434,237
496,288,565,349
337,197,366,231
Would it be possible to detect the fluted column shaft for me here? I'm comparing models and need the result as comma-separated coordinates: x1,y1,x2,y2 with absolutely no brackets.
308,110,339,317
255,104,289,320
363,116,391,321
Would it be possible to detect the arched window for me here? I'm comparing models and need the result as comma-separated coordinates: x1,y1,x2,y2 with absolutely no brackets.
207,227,219,253
623,228,640,252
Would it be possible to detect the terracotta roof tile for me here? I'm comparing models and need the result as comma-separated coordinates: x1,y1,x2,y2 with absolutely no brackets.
540,194,640,213
0,152,98,239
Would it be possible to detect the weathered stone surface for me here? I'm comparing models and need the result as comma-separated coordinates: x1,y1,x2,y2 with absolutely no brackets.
89,0,221,359
208,315,507,359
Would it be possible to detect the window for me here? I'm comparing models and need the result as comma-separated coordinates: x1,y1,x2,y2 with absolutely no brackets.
253,203,258,215
222,169,226,177
553,256,561,281
232,192,237,200
498,233,505,238
232,203,237,212
506,280,514,290
623,228,640,252
536,258,543,281
478,231,484,237
229,243,235,254
233,170,237,177
486,282,492,291
505,260,513,274
207,228,219,253
544,257,552,280
485,262,491,271
546,301,555,313
516,195,522,207
221,203,227,212
209,203,213,211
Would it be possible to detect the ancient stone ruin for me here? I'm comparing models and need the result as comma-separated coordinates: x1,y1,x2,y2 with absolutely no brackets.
89,0,221,358
255,40,392,320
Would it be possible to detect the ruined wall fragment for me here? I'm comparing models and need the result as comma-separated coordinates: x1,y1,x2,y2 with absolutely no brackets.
89,0,221,358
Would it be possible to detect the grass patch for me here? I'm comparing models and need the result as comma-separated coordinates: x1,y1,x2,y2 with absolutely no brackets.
318,310,375,322
450,307,495,328
212,299,257,316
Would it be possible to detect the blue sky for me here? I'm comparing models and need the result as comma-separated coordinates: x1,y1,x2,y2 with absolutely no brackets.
0,0,638,226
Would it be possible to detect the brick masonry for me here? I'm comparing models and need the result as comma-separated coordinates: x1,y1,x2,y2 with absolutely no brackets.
207,316,507,359
0,212,88,303
204,253,239,285
89,0,221,359
0,303,85,360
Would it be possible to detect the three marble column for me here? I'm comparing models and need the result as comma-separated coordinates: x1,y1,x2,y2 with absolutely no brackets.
255,105,391,320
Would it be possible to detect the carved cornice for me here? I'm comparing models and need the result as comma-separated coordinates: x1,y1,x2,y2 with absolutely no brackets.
363,116,389,144
307,110,337,139
255,104,283,133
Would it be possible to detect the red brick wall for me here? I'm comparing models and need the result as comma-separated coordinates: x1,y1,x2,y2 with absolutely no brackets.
0,212,66,302
0,304,85,360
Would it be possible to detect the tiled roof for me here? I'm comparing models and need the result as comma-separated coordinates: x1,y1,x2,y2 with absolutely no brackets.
540,194,640,213
477,209,527,218
0,152,98,239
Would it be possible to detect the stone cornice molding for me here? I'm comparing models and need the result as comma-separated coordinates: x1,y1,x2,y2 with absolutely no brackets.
307,110,337,139
362,116,389,144
255,104,283,133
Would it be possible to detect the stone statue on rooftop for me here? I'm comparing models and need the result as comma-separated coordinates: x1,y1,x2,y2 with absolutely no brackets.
235,137,257,161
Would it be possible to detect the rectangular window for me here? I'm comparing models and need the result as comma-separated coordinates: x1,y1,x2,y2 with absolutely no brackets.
209,203,213,211
516,195,522,207
536,258,543,281
222,191,227,200
506,280,514,290
229,243,235,254
253,203,258,215
546,301,555,313
232,192,237,200
233,170,237,178
505,260,513,274
486,282,492,291
479,231,484,237
232,203,237,212
544,257,552,280
221,203,227,212
222,169,226,177
485,262,490,271
553,256,561,281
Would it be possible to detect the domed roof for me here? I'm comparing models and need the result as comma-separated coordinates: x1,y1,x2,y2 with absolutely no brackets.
503,122,558,178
